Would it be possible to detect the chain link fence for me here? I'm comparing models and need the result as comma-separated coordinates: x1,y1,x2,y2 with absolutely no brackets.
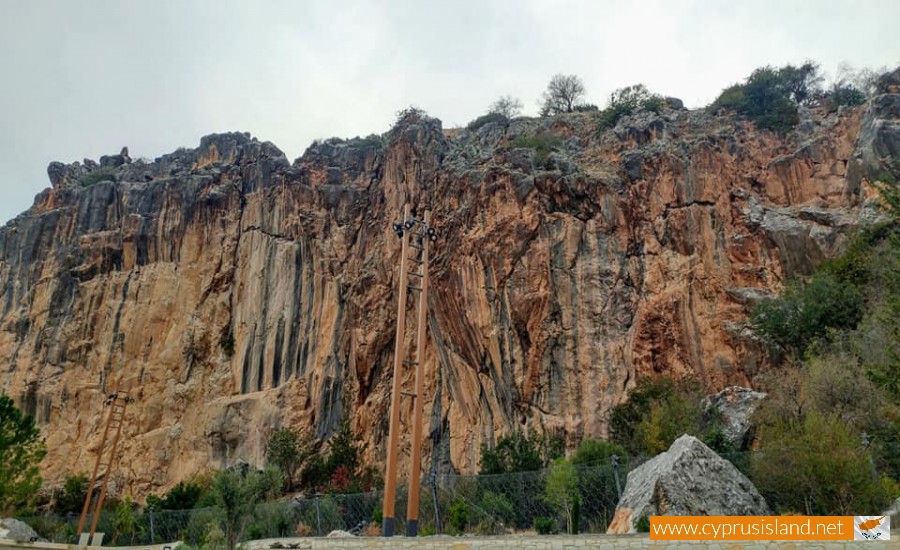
18,456,639,544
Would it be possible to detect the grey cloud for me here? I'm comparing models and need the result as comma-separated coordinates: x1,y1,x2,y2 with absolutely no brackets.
1,0,898,223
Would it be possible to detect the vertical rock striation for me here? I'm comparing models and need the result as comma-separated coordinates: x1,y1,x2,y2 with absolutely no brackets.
0,90,896,497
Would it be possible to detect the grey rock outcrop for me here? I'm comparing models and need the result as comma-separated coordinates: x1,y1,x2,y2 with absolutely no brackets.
848,77,900,189
703,386,767,447
664,97,685,110
607,435,770,534
0,518,43,542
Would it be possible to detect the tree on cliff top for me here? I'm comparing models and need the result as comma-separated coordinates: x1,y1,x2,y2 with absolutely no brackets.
539,74,586,116
711,62,825,134
489,95,523,119
0,395,47,514
596,84,667,130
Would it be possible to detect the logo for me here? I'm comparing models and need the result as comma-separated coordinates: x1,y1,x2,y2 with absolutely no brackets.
854,516,890,541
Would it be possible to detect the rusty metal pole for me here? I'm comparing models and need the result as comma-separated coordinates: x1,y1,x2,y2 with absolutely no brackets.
382,204,411,537
405,210,431,536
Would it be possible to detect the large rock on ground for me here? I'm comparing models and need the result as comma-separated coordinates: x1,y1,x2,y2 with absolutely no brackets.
703,386,767,447
0,518,43,542
607,435,770,534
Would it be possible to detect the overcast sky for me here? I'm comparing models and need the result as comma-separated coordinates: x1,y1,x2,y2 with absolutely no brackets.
1,0,898,224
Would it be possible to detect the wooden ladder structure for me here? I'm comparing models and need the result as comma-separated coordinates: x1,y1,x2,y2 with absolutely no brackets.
76,389,132,545
382,205,436,537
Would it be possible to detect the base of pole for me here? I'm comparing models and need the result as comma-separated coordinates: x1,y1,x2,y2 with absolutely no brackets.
382,517,395,537
406,519,418,537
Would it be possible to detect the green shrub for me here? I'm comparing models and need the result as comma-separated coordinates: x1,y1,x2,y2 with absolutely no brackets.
466,112,508,132
79,168,116,187
751,411,898,515
595,84,666,131
710,65,814,134
110,497,143,546
478,491,515,525
635,516,651,533
826,84,867,111
26,515,76,543
392,106,428,131
448,498,469,533
480,429,563,474
543,458,581,534
571,439,625,465
159,480,205,510
53,474,88,514
532,516,557,535
266,427,314,492
511,133,563,167
874,169,900,220
370,503,382,524
184,508,225,546
353,134,384,149
751,274,863,354
609,377,728,457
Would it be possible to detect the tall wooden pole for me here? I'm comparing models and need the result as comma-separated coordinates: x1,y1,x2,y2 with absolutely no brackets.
405,210,431,536
382,204,411,537
76,399,116,537
76,387,131,546
88,395,129,538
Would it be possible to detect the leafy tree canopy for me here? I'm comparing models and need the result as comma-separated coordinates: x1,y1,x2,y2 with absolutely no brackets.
0,395,47,514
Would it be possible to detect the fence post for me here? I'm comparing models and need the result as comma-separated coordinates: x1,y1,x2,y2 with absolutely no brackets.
149,510,156,544
611,455,622,501
430,473,442,534
314,495,322,536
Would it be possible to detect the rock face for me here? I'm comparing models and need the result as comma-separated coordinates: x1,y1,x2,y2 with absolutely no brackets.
0,88,896,499
703,386,767,447
607,435,771,534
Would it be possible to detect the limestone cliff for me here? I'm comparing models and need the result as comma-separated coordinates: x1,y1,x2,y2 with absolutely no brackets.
1,84,897,498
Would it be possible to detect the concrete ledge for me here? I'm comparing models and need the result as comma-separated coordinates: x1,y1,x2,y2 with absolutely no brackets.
3,533,898,550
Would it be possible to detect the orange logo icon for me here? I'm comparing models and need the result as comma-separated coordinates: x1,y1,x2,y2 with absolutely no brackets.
857,517,884,531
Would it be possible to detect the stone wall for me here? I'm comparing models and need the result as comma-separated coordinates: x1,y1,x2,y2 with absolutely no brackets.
3,534,897,550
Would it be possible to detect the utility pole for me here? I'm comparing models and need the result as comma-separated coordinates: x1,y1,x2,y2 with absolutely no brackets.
382,205,437,537
77,388,133,546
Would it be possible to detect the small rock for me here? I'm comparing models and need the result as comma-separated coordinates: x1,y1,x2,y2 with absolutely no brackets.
874,67,900,94
725,288,773,307
664,97,685,110
47,161,67,187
